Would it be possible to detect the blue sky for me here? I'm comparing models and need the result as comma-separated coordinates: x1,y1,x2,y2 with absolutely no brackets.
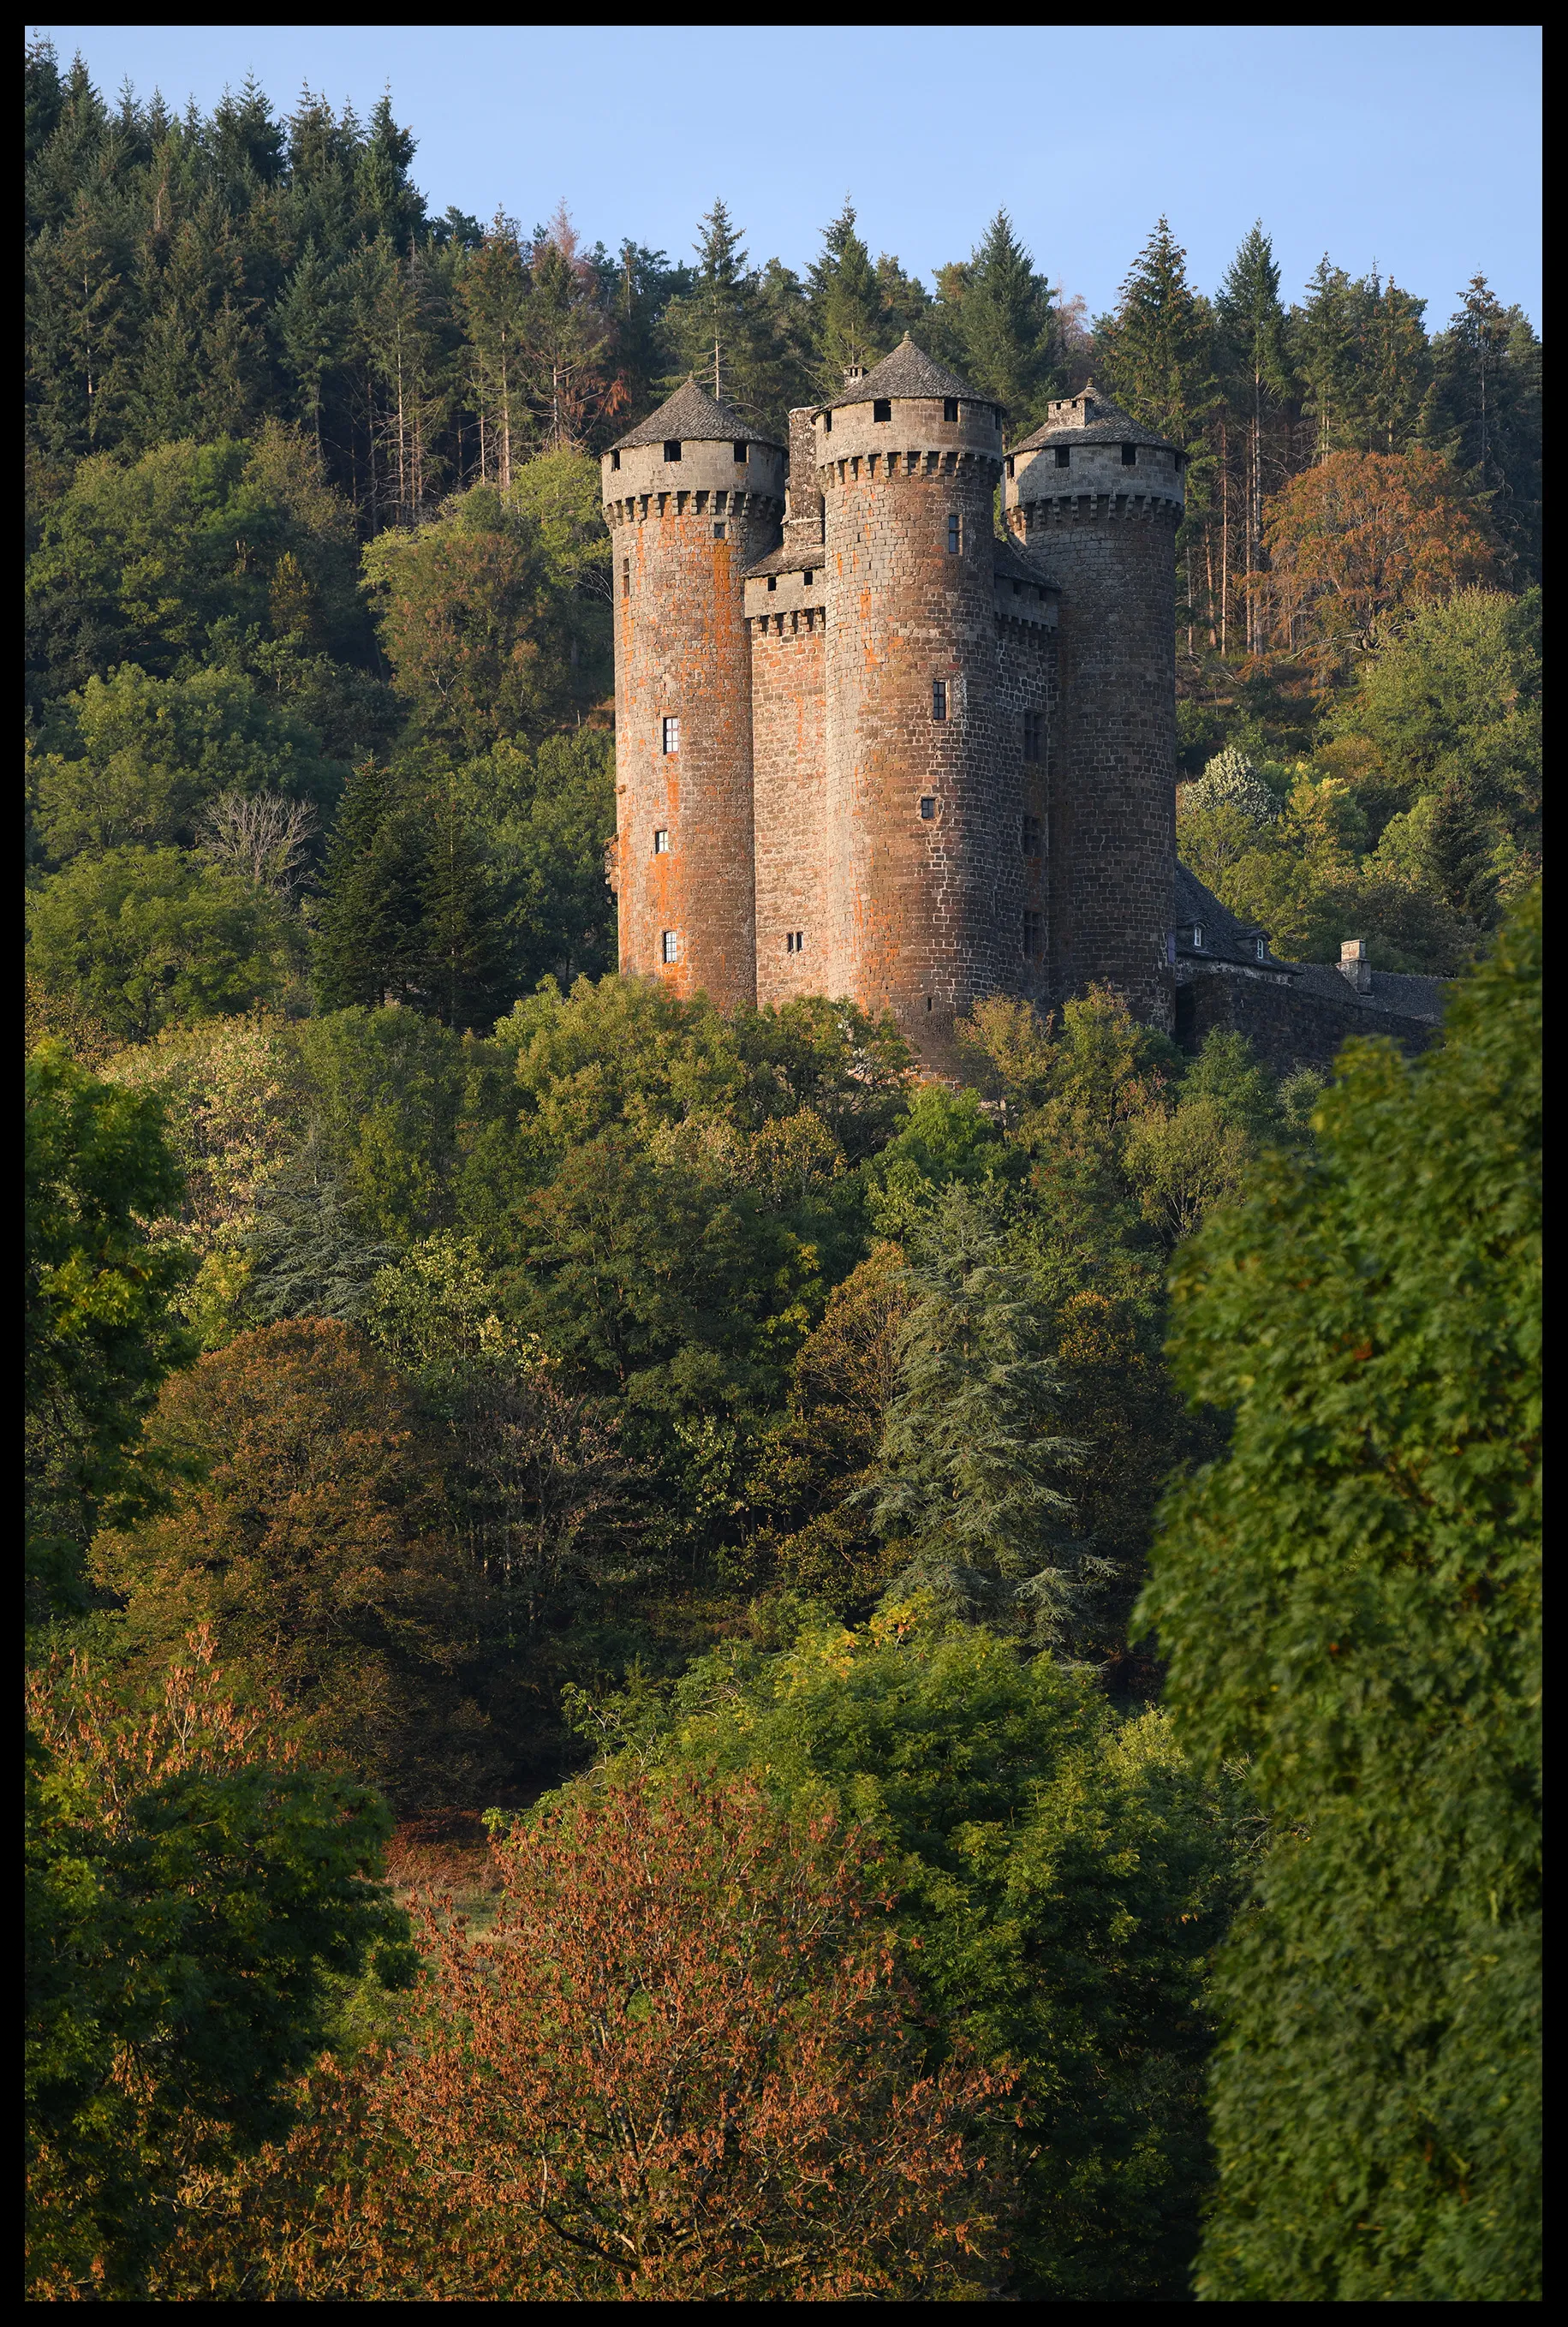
32,24,1542,327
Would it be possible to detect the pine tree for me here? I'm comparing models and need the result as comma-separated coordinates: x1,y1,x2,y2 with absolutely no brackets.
313,758,421,1011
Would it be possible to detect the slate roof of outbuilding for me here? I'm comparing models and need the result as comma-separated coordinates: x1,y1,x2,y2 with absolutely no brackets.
992,534,1058,589
1011,380,1175,455
611,377,781,451
741,541,826,579
1174,864,1277,965
1175,863,1450,1023
817,334,985,413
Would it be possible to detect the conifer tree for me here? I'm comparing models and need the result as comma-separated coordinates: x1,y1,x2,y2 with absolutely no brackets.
313,759,421,1011
1216,224,1294,652
659,200,796,430
418,776,510,1030
949,209,1059,429
806,202,889,397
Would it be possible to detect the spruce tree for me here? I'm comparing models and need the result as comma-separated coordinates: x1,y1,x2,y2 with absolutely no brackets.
806,202,890,397
659,200,796,430
313,758,421,1011
1096,217,1217,455
418,776,510,1031
1216,224,1294,653
950,209,1059,429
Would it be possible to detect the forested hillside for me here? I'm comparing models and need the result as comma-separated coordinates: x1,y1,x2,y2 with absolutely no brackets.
26,39,1540,2304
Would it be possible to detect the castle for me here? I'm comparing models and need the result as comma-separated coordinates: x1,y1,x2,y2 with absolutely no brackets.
602,337,1445,1071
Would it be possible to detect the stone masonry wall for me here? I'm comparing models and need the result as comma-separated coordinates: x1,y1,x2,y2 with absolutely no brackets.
1009,446,1181,1027
751,607,828,1006
604,436,784,1007
817,397,1018,1067
1177,962,1440,1074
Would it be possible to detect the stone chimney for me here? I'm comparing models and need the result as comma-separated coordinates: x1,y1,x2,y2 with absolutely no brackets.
841,362,867,389
783,406,824,549
1339,936,1372,994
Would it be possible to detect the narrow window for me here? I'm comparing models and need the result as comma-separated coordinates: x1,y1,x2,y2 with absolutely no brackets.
662,716,680,755
1005,455,1015,478
946,513,961,554
733,440,748,463
925,995,933,1011
1121,442,1137,467
1255,935,1267,961
796,930,803,950
1022,910,1042,958
1193,924,1204,949
663,439,682,462
1173,450,1184,473
803,570,814,586
622,558,630,598
653,829,669,854
611,449,621,470
822,410,832,434
661,930,681,964
767,574,777,592
1054,445,1070,468
873,397,891,423
919,796,936,820
1023,709,1041,762
1022,812,1041,856
931,681,947,723
943,397,958,422
712,522,726,540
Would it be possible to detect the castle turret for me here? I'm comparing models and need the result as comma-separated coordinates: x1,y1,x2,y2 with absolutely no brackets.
810,337,1052,1064
602,380,784,1006
745,407,828,1005
1004,383,1184,1023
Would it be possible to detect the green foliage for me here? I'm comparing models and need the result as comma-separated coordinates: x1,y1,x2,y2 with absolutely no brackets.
27,844,298,1041
873,1188,1089,1630
27,429,367,709
575,1609,1248,2300
98,1319,500,1806
33,661,345,866
1138,889,1541,2300
27,1638,411,2296
25,1046,194,1612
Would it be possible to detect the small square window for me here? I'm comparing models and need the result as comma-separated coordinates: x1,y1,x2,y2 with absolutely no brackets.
943,397,958,422
919,796,936,820
653,829,669,854
1022,910,1042,959
663,439,682,462
1022,812,1041,856
946,513,961,554
803,570,814,585
931,681,947,723
662,716,680,754
1193,925,1204,949
661,930,681,964
786,930,806,953
713,521,726,540
611,449,621,470
733,440,748,463
873,397,891,423
1121,442,1137,466
1054,445,1070,468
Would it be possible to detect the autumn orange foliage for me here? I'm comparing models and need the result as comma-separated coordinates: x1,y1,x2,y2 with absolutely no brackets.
161,1775,1014,2300
1254,447,1495,676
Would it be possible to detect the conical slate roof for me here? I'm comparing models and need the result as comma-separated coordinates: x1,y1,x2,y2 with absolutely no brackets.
1010,379,1175,454
611,377,781,451
818,334,986,413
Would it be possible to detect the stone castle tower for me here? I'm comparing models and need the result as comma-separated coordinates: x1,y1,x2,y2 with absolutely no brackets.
602,339,1184,1057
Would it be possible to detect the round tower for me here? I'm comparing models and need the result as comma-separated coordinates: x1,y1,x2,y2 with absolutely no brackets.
601,381,785,1008
813,337,1018,1064
1003,382,1184,1023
